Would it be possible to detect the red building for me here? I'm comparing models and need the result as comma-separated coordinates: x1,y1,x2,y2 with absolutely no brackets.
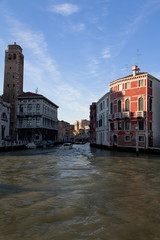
109,65,160,149
89,102,97,144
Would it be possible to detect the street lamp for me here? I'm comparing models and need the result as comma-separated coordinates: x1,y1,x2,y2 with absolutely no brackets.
135,126,139,156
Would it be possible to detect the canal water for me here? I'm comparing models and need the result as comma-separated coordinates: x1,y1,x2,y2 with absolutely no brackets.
0,143,160,240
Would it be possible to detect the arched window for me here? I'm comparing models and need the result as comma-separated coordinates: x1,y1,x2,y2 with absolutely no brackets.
27,104,32,112
125,99,130,111
138,97,143,111
1,112,7,121
118,99,121,112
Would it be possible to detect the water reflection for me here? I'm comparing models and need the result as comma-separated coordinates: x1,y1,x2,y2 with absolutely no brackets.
0,143,160,240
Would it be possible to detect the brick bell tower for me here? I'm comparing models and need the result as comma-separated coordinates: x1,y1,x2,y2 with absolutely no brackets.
3,42,24,140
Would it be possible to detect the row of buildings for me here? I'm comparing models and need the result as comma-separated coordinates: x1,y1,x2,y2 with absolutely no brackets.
90,65,160,149
0,42,90,145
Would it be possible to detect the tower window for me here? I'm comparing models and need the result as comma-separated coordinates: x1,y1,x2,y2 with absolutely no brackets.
13,54,16,59
8,84,9,87
10,67,11,69
8,54,12,60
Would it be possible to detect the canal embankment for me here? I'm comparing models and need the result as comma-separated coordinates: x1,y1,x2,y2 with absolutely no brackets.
90,143,160,155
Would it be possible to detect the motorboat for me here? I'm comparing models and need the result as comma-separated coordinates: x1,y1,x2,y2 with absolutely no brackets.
26,142,37,149
62,143,72,149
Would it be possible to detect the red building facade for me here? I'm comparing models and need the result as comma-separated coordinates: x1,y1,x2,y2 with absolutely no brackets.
109,65,160,149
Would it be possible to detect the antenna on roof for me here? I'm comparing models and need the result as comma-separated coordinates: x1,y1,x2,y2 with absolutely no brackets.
35,88,38,94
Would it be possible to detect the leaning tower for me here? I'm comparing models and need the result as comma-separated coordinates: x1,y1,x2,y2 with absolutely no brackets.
3,42,24,140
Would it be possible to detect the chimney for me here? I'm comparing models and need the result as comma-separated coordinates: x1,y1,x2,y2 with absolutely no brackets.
132,65,138,76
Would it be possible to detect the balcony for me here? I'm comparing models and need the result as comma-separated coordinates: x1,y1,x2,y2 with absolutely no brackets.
122,111,130,118
115,112,122,119
108,114,113,121
17,111,41,116
136,111,144,118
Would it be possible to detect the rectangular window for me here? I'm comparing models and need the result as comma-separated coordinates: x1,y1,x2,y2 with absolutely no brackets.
27,118,32,126
110,122,114,131
139,136,145,142
118,84,122,91
36,118,40,126
118,122,123,131
138,79,144,87
106,98,109,108
19,118,23,125
125,121,130,131
110,87,113,93
110,102,113,114
149,122,152,131
149,80,152,88
36,104,40,113
125,82,130,89
125,136,131,142
139,120,144,130
149,97,152,111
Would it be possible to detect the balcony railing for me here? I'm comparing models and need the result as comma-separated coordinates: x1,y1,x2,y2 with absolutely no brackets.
17,111,41,116
136,111,144,118
115,112,122,119
122,111,130,118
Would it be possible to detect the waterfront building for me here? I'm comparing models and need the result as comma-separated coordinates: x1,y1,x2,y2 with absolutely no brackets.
3,43,24,140
0,97,10,144
58,120,71,143
109,65,160,148
96,92,110,146
17,92,58,143
89,102,97,144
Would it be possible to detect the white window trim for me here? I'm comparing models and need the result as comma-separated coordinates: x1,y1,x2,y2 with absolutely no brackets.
125,82,131,90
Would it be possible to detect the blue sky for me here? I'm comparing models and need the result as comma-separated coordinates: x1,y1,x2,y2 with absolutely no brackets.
0,0,160,124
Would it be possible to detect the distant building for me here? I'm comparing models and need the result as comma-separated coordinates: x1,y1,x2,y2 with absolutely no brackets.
0,97,10,144
17,92,58,143
109,65,160,148
96,93,110,146
74,119,90,135
3,42,24,140
58,120,71,142
89,102,96,143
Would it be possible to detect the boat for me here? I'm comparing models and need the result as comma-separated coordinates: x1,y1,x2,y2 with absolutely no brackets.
26,142,37,149
62,143,72,149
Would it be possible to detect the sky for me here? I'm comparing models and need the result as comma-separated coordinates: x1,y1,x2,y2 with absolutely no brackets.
0,0,160,124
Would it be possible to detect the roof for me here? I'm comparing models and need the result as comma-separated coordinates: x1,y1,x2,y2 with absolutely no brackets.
18,92,59,108
18,92,43,98
109,72,160,86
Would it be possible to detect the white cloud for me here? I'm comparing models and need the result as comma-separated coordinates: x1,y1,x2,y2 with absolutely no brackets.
69,23,85,32
102,47,111,59
49,3,79,16
5,16,60,79
88,58,100,76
